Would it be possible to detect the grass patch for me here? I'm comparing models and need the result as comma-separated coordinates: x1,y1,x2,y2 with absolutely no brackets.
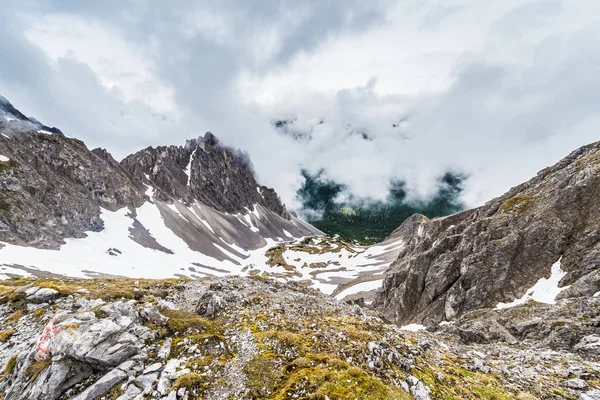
0,277,187,303
244,354,282,397
501,195,535,215
0,329,16,343
2,355,17,376
6,310,23,325
24,359,51,382
273,354,410,400
172,373,207,397
105,384,124,400
161,309,212,334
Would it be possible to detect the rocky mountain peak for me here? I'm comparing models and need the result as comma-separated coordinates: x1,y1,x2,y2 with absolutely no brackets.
121,132,289,218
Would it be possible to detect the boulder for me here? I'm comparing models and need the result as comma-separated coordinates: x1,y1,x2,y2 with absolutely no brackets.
26,288,59,304
70,367,127,400
139,303,169,326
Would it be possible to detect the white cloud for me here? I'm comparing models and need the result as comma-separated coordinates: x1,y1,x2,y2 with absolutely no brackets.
1,0,599,212
24,13,178,116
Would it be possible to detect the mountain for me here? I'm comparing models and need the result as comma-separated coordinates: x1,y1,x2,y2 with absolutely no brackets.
297,170,465,243
374,140,600,326
0,96,323,280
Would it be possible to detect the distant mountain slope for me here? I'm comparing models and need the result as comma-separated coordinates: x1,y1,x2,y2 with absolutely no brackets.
297,170,464,244
375,140,600,326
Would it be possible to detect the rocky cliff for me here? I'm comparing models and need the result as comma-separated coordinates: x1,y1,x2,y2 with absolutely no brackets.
374,140,600,326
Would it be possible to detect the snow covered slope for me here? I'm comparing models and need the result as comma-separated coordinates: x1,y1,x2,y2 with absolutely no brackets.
0,184,403,299
0,185,317,278
0,190,403,299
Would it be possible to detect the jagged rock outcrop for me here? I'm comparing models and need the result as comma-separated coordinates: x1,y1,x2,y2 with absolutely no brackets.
374,140,600,326
121,132,290,218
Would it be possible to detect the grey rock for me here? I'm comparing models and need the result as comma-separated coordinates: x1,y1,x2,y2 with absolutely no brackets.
163,391,177,400
51,318,141,368
139,304,168,326
406,375,431,400
196,292,224,319
375,140,600,325
143,362,163,374
0,98,320,250
581,389,600,400
136,371,160,391
121,132,290,218
3,357,93,400
563,378,588,389
116,384,142,400
27,288,59,304
157,338,172,360
70,367,127,400
575,335,600,356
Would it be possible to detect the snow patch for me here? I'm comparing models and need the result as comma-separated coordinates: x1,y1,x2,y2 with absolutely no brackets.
184,148,198,186
0,155,9,162
400,324,427,332
495,258,569,309
335,279,383,300
37,130,52,135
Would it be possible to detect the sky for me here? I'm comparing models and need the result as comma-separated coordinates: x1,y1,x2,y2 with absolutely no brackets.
1,0,599,211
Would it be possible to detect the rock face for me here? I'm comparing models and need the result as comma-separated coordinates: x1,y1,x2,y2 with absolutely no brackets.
0,126,146,248
121,133,290,218
0,96,317,252
374,140,600,326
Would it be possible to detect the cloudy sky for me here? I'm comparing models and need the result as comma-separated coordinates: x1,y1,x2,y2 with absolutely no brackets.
1,0,599,210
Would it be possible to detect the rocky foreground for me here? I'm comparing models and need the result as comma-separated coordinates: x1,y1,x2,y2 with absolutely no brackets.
0,277,599,400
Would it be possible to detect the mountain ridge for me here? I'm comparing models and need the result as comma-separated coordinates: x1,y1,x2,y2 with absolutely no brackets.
374,139,600,326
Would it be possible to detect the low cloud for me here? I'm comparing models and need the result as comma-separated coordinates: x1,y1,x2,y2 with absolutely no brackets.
1,0,599,215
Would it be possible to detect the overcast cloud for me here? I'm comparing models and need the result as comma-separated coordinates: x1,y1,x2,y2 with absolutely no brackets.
1,0,599,210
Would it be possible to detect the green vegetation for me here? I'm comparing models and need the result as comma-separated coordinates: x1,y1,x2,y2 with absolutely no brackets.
0,277,186,304
161,309,213,334
0,329,16,343
271,355,410,400
297,170,464,243
6,310,23,325
244,354,282,397
32,308,46,319
501,195,535,215
2,355,17,376
172,373,207,396
24,358,51,382
105,386,124,400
